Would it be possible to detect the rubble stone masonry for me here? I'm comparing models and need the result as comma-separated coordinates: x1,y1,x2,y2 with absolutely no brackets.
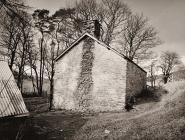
91,42,127,111
126,61,147,101
53,41,83,110
74,37,95,111
53,36,146,111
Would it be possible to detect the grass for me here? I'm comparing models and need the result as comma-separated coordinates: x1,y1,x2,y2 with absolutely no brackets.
21,111,88,140
72,80,185,140
135,86,168,104
24,97,50,113
0,80,185,140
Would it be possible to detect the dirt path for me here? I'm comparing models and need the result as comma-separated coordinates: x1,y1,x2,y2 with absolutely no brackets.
21,92,162,140
20,111,91,140
0,92,161,140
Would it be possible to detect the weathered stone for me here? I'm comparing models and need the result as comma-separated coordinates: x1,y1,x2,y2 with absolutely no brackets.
91,41,127,111
126,61,147,103
53,41,83,110
53,35,146,112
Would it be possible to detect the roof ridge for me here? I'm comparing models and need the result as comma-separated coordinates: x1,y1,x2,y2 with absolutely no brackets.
55,32,146,73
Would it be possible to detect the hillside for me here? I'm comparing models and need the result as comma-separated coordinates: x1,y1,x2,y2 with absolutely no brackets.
73,80,185,140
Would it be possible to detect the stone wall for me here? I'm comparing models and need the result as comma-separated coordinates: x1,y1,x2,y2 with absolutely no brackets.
53,37,128,111
53,41,83,110
91,42,127,111
126,61,147,101
74,37,95,111
53,37,96,111
53,35,146,111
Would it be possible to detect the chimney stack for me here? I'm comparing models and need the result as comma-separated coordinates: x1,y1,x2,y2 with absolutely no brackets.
82,20,101,39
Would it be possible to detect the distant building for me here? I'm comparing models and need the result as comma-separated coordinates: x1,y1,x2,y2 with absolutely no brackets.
53,20,147,112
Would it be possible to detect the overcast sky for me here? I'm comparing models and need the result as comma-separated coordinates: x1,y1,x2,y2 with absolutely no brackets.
26,0,185,64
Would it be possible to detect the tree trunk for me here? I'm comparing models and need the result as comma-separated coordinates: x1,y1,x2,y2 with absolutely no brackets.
49,50,55,110
33,67,39,95
163,76,168,84
39,36,44,96
29,57,37,95
150,77,153,87
9,49,16,71
17,66,22,89
49,78,54,110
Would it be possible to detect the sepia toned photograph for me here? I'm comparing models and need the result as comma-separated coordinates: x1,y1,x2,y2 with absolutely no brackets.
0,0,185,139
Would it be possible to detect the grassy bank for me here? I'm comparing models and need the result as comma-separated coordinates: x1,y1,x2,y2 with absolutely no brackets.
73,80,185,140
1,81,184,140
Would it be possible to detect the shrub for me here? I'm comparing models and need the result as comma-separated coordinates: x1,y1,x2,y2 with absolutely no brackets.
135,86,168,104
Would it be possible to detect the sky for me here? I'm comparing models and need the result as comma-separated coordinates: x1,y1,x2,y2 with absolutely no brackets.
26,0,185,64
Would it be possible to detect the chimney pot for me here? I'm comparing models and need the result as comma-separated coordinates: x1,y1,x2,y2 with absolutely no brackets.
83,20,101,39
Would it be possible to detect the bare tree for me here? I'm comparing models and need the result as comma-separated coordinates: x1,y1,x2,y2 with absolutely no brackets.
27,42,38,94
15,12,34,91
159,51,181,84
75,0,131,45
120,14,161,61
0,0,26,12
32,8,73,99
75,0,101,20
44,40,56,110
35,8,77,109
101,0,130,45
32,9,51,96
0,0,30,72
0,0,28,22
148,60,158,88
0,0,38,94
0,14,22,70
0,9,37,94
51,8,76,53
0,10,35,92
27,43,42,95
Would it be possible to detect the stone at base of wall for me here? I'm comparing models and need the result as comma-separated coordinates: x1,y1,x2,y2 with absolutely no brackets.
51,108,127,113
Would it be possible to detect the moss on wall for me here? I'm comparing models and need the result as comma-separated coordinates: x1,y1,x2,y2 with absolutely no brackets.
74,37,95,111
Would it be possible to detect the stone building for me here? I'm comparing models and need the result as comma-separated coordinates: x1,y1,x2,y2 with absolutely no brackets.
53,20,146,112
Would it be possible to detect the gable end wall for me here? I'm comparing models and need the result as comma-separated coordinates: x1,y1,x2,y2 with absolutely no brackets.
126,61,147,101
53,35,146,111
91,41,127,111
53,41,84,110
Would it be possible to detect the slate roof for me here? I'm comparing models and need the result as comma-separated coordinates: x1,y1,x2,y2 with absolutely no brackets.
55,33,146,73
0,60,29,118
